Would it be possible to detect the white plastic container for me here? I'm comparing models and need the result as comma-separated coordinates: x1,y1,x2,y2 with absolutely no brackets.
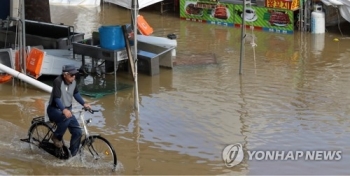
311,5,325,34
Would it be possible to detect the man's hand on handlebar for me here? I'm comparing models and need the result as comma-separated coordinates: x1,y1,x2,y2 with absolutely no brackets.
83,103,91,110
82,104,99,114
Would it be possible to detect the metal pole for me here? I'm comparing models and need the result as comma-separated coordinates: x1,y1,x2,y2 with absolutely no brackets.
299,0,304,31
304,0,307,31
133,0,139,111
239,0,246,75
305,0,310,31
21,0,26,74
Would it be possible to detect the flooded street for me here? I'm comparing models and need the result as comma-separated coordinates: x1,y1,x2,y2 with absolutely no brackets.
0,3,350,175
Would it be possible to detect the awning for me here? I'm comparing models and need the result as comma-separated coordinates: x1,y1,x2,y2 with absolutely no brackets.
104,0,163,10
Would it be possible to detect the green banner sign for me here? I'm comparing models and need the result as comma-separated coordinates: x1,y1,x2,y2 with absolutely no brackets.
180,0,234,26
233,5,294,34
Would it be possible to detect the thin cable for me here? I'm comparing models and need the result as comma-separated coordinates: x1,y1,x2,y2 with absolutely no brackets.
247,1,257,73
15,21,18,50
336,8,343,36
248,2,257,48
4,18,9,48
250,26,257,73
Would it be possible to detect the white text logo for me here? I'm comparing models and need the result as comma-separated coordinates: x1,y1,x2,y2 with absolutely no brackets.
248,150,342,161
222,143,342,167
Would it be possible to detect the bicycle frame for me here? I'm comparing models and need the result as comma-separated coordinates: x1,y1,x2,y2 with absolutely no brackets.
29,109,97,150
73,109,93,138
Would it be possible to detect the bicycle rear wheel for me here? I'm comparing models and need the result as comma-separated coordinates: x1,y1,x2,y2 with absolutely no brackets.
28,121,70,159
80,135,117,171
28,122,53,150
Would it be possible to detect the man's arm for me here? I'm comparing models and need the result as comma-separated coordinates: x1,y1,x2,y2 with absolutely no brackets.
54,98,65,111
51,77,64,110
73,86,91,109
73,92,85,106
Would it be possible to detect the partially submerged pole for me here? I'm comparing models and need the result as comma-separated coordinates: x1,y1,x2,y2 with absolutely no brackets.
239,0,246,75
132,0,139,111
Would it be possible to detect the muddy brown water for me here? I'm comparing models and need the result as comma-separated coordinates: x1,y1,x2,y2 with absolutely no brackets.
0,3,350,175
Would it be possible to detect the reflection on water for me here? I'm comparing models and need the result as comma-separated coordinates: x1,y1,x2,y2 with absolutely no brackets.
0,3,350,175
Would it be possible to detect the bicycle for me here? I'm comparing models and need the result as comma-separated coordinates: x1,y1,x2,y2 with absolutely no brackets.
21,107,117,171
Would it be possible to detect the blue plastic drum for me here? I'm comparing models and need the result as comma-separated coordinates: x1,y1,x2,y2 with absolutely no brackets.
99,25,125,50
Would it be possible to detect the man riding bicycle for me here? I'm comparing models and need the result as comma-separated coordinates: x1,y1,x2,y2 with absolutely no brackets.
46,65,91,157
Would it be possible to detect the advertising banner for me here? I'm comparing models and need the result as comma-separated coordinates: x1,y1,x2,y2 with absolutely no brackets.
180,0,235,27
233,5,295,34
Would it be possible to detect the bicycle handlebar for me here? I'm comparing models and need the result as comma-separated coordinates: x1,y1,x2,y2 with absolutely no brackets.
82,107,99,114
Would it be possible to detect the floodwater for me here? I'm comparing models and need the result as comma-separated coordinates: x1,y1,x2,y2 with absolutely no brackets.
1,3,350,175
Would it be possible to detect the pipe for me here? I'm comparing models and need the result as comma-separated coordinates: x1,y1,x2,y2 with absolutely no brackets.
0,63,52,93
21,0,26,74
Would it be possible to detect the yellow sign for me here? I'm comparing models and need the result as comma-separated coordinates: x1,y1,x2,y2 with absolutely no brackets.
265,0,299,11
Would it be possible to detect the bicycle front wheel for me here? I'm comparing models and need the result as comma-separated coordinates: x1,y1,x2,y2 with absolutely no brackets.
80,135,117,171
